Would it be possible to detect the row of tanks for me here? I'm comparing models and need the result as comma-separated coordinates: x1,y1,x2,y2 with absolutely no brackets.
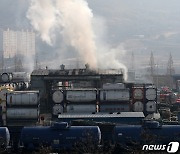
51,83,157,115
0,121,180,153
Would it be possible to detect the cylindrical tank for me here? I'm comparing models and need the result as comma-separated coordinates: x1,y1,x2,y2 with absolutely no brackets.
66,89,97,103
133,88,144,100
6,91,39,106
0,127,10,148
52,91,63,103
145,88,157,101
102,83,125,90
7,108,39,119
20,122,101,151
66,104,96,113
146,101,156,112
133,101,144,112
12,72,30,82
100,89,129,102
53,104,64,115
1,73,13,83
113,121,180,146
99,104,130,112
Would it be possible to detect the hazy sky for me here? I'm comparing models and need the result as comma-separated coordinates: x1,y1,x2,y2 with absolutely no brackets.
0,0,180,71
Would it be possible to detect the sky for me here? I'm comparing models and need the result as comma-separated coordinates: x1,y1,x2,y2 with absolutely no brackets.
0,0,180,73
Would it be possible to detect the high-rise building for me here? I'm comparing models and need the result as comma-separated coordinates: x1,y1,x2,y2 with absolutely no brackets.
3,28,35,58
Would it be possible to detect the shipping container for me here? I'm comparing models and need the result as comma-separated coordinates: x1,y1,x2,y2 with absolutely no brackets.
99,104,130,112
133,101,144,112
1,73,13,82
66,89,97,103
66,104,96,113
146,101,156,112
145,88,157,100
100,89,129,102
12,72,30,81
6,91,39,106
1,72,30,83
7,108,39,119
133,88,144,100
52,91,63,103
102,83,125,90
53,104,64,115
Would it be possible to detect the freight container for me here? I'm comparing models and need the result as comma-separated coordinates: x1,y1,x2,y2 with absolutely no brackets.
102,83,125,90
1,73,13,82
6,91,39,106
1,72,30,83
99,104,130,112
100,89,129,102
53,104,64,115
133,88,144,100
66,104,96,113
52,91,63,103
66,89,97,103
133,101,144,112
12,72,30,82
7,108,39,119
145,87,157,100
146,101,156,112
20,122,101,151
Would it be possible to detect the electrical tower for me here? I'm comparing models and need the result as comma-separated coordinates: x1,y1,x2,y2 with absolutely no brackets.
149,51,155,77
131,51,135,70
167,53,175,75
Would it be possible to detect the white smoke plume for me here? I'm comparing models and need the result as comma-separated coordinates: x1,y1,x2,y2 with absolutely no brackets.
27,0,97,68
27,0,128,79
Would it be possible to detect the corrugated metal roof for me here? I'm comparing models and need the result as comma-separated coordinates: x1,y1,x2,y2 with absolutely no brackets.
31,69,49,76
58,112,144,119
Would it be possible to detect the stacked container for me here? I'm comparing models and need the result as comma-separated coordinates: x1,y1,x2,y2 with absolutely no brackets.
145,86,157,114
65,89,97,114
99,83,130,113
132,86,144,112
0,87,13,125
6,91,39,125
52,90,64,115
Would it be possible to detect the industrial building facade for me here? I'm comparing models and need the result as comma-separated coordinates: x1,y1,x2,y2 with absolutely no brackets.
3,28,35,58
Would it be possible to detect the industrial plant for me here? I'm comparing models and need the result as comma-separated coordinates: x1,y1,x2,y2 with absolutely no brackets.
1,0,180,153
0,64,178,153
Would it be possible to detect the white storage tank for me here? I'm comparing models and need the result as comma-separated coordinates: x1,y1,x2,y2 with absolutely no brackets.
99,104,130,112
133,88,144,100
133,101,144,112
66,104,96,113
102,83,125,90
1,73,13,83
146,101,156,112
146,87,157,101
66,89,97,103
100,89,129,102
53,104,64,115
7,91,39,106
7,108,39,119
52,91,63,103
12,72,30,82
